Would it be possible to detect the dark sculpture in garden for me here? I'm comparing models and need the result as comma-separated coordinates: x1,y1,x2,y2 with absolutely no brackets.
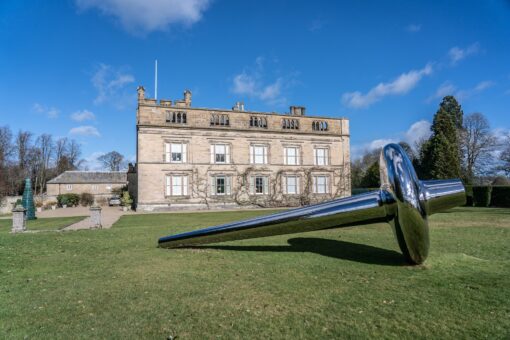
22,178,36,220
158,144,466,264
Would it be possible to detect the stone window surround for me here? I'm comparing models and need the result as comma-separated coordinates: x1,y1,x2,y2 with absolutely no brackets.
283,145,301,166
312,174,331,194
210,143,232,164
210,173,233,196
249,174,270,195
164,172,190,197
314,146,330,166
282,173,301,195
249,143,269,165
164,141,188,163
66,184,73,191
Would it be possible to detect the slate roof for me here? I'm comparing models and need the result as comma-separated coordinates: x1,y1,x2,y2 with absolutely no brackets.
47,171,128,184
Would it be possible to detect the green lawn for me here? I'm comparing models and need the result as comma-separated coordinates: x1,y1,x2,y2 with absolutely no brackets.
0,216,86,231
0,207,509,339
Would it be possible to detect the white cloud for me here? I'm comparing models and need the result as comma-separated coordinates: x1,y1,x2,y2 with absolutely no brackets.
404,120,432,146
71,110,96,122
32,103,60,118
69,125,101,137
448,42,480,65
429,80,494,102
406,24,421,33
76,0,211,34
342,64,433,109
92,63,135,108
81,151,105,170
352,120,432,160
231,58,294,106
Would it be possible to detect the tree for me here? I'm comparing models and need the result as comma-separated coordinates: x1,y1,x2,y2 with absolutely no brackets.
34,134,54,195
360,161,380,188
0,126,13,168
351,148,380,188
460,113,496,182
421,96,463,179
439,95,464,129
499,134,510,176
98,151,124,171
67,139,83,169
0,126,13,199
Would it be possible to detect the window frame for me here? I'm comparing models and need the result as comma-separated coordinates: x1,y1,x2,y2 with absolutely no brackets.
249,175,269,195
314,147,329,166
284,175,300,195
210,175,232,196
284,146,300,165
250,144,268,165
312,175,329,194
210,143,231,164
165,174,189,197
165,142,188,164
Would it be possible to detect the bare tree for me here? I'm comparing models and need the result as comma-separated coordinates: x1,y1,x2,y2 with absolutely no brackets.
16,130,32,171
67,139,83,169
0,126,13,199
499,133,510,176
34,134,54,195
460,113,497,182
98,151,124,171
54,137,68,173
0,126,13,167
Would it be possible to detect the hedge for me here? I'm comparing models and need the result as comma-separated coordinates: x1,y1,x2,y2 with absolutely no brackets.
57,193,80,207
490,186,510,208
351,188,379,195
464,185,473,207
472,186,492,207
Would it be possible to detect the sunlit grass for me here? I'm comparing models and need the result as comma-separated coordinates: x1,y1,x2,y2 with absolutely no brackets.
0,208,508,338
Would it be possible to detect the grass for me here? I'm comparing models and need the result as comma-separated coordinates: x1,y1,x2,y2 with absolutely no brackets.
0,207,509,339
0,216,86,231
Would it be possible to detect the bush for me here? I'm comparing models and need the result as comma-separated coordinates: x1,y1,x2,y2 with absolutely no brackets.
121,191,133,208
80,192,94,207
472,186,492,207
490,186,510,208
44,201,57,209
57,193,80,207
351,188,379,195
464,185,473,207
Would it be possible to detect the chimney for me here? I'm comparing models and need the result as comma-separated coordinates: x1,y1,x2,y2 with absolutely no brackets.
232,101,245,111
137,86,145,103
290,106,305,116
184,90,192,107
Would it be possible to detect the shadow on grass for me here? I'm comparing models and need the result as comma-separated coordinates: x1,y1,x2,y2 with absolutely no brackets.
191,237,406,266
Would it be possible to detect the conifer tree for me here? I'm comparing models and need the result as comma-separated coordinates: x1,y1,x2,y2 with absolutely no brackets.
425,96,463,179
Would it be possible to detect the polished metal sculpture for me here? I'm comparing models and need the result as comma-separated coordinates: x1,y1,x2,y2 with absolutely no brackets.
158,144,465,264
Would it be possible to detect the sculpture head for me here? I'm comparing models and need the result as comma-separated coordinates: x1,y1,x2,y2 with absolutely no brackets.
379,144,465,264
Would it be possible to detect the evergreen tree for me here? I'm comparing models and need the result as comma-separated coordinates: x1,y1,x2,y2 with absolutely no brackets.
437,95,463,129
425,97,462,179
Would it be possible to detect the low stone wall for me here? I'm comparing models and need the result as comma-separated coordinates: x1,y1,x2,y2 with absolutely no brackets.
0,196,22,214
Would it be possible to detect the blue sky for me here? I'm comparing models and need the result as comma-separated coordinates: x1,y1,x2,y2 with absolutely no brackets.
1,0,509,168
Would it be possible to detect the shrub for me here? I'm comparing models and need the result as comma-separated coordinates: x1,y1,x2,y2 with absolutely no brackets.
80,192,94,207
121,191,133,208
472,186,492,207
464,185,473,207
57,193,80,207
44,201,57,209
490,186,510,208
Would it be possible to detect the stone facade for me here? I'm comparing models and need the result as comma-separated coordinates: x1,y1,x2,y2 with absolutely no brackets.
133,87,350,211
47,171,128,202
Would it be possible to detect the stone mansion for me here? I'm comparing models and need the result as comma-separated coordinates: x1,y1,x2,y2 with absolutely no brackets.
130,86,350,211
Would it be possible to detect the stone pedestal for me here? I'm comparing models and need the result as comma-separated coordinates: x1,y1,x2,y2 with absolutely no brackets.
12,205,27,233
90,206,102,229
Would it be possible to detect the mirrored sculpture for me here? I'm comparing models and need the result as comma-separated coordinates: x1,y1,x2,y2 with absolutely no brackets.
158,144,466,264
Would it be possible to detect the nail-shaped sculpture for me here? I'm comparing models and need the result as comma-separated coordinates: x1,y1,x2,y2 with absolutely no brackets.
158,144,466,264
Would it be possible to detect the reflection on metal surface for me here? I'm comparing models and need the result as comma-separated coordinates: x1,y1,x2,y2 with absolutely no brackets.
158,144,466,264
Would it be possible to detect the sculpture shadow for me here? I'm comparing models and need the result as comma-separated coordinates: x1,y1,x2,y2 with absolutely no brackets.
190,237,406,266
